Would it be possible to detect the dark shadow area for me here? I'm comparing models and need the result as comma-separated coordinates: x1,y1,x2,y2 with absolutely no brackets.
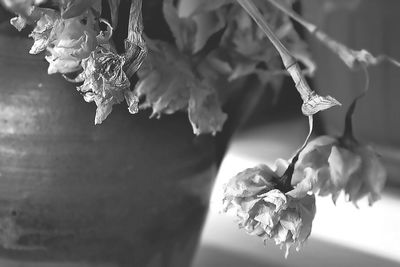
193,245,285,267
194,241,400,267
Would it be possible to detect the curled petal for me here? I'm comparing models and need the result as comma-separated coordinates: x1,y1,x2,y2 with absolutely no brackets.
10,15,28,31
28,9,60,54
345,145,387,206
188,85,227,135
328,146,361,188
124,90,139,114
223,164,277,198
97,18,113,44
95,100,113,125
259,189,288,213
302,92,341,116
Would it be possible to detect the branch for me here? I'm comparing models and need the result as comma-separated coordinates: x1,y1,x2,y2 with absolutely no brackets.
236,0,340,116
266,0,400,70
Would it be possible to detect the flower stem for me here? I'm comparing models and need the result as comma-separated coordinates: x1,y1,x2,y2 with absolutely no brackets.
266,0,400,70
127,0,143,42
124,0,147,78
340,67,369,146
236,0,340,116
236,0,311,102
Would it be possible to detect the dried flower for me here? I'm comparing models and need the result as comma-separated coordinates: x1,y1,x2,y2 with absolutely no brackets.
135,39,226,135
291,136,386,206
29,8,61,54
292,92,387,206
78,46,136,124
223,163,316,256
45,11,98,74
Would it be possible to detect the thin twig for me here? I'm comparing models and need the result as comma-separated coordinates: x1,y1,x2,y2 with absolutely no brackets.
341,66,369,143
236,0,340,116
266,0,400,70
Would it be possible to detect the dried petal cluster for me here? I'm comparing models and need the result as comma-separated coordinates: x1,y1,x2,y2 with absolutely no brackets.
45,10,98,74
223,164,316,256
133,1,228,135
291,135,387,206
191,0,315,89
5,0,142,124
77,46,138,124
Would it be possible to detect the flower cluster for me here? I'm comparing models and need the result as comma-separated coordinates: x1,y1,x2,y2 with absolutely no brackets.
5,0,141,124
223,163,316,257
222,93,387,255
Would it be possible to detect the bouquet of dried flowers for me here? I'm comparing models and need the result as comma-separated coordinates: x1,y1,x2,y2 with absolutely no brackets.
1,0,395,257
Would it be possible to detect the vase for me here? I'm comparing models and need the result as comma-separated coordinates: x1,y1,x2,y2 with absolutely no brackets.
0,21,218,267
302,0,400,186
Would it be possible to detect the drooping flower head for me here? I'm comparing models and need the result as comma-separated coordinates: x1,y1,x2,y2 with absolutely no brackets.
223,163,316,257
45,10,98,74
292,95,387,206
77,46,138,124
291,135,386,206
29,8,61,54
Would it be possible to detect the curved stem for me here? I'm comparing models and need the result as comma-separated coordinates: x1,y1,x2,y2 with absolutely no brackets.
128,0,143,42
236,0,311,101
236,0,340,116
124,0,147,79
266,0,400,70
